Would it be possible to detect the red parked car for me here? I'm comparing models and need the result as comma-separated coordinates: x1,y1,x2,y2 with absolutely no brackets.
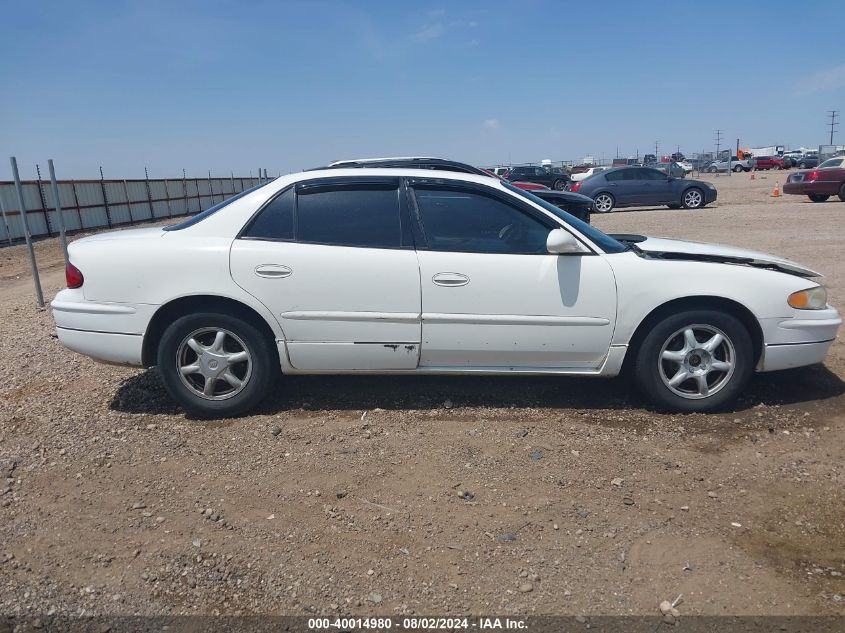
782,157,845,202
752,156,786,170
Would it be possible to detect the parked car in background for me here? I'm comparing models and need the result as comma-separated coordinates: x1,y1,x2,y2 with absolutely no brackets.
570,166,716,212
650,162,687,178
783,157,845,202
782,151,804,168
325,157,591,222
643,154,657,165
52,167,839,416
569,166,609,182
752,156,787,170
505,165,569,190
796,155,820,169
677,161,694,174
706,157,752,173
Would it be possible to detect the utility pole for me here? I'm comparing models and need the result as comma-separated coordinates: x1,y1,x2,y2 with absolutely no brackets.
654,140,659,158
828,110,839,145
715,129,723,158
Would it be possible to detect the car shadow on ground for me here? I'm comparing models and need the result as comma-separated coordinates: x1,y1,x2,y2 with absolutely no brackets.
110,364,845,419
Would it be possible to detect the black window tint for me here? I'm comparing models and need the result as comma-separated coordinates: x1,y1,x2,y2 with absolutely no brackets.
638,168,666,180
414,187,550,255
297,186,401,248
605,170,625,182
242,187,294,240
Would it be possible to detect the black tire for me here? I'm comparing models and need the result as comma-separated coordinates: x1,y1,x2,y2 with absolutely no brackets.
798,162,807,169
633,310,753,412
808,194,830,203
733,164,743,173
157,312,277,418
593,192,615,213
839,183,845,202
681,187,705,209
552,179,566,191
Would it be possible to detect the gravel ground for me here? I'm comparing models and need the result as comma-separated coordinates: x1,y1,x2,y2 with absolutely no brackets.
1,171,844,619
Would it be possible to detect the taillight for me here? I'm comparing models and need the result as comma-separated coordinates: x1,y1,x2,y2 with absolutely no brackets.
805,170,819,182
66,262,84,289
569,181,582,192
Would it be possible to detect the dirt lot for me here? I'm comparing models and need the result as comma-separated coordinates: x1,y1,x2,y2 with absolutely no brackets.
1,171,844,620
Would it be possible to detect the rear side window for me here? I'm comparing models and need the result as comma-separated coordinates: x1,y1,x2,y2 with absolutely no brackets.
241,187,294,240
297,185,401,248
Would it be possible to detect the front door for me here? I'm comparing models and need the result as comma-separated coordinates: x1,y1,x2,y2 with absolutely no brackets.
634,168,674,204
230,178,421,370
409,181,617,369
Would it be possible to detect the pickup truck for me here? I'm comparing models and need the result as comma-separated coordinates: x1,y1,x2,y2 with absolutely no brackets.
751,156,786,170
706,156,752,173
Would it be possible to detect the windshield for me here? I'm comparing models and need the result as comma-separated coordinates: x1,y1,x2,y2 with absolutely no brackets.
503,183,627,254
163,180,273,231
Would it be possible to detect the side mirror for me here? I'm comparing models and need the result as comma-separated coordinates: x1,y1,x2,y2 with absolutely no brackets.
547,228,588,255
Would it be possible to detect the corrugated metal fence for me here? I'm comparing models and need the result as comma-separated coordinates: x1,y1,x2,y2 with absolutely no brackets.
0,175,260,244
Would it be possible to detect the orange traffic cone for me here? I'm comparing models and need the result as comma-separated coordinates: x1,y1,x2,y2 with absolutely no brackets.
771,182,780,197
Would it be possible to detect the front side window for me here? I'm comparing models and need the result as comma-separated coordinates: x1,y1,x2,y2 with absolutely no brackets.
413,187,550,255
297,185,401,248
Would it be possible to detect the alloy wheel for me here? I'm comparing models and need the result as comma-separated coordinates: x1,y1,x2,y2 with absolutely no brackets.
684,189,703,208
176,327,253,400
658,324,735,399
594,194,613,212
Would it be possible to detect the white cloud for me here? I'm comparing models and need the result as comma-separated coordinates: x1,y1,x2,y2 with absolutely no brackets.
482,118,501,130
795,62,845,95
412,22,445,41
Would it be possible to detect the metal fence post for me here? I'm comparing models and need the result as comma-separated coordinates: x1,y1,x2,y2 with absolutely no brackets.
122,179,135,223
0,193,13,245
99,166,113,227
182,169,188,214
10,156,45,308
35,164,54,237
144,167,155,219
207,170,215,204
48,159,69,264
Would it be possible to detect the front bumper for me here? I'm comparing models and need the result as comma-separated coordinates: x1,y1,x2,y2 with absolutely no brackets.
758,306,841,372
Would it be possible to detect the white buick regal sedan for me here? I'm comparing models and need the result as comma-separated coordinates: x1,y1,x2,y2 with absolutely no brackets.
52,168,841,417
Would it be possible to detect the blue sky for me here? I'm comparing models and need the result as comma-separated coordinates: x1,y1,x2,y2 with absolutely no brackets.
2,0,844,178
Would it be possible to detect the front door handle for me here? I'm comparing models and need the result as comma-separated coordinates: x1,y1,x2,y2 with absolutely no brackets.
255,264,292,279
432,272,469,287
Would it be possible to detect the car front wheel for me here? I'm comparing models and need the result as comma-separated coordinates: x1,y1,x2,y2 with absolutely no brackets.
808,194,830,203
733,164,743,172
681,187,705,209
633,310,753,412
593,193,615,213
157,312,277,418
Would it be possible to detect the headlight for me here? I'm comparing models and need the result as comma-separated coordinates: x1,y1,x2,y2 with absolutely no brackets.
788,286,827,310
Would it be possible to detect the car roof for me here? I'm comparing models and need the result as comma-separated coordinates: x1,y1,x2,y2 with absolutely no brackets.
323,157,488,176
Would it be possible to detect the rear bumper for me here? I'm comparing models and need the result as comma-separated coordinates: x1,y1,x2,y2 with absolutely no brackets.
51,288,154,366
55,327,144,366
783,181,837,196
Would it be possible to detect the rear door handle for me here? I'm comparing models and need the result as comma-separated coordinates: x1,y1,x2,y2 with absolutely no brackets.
255,264,292,279
432,272,469,287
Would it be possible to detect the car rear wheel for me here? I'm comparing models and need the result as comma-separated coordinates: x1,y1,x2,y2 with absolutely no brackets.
681,187,704,209
593,193,615,213
798,162,807,169
733,164,744,172
157,312,276,418
839,183,845,202
552,179,566,191
633,310,753,412
808,194,830,203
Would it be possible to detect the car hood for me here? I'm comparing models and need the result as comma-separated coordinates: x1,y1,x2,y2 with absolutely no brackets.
631,236,820,277
74,227,166,244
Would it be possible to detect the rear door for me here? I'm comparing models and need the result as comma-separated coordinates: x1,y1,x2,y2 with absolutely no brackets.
230,178,422,370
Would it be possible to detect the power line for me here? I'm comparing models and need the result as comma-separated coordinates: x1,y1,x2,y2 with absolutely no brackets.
828,110,839,145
